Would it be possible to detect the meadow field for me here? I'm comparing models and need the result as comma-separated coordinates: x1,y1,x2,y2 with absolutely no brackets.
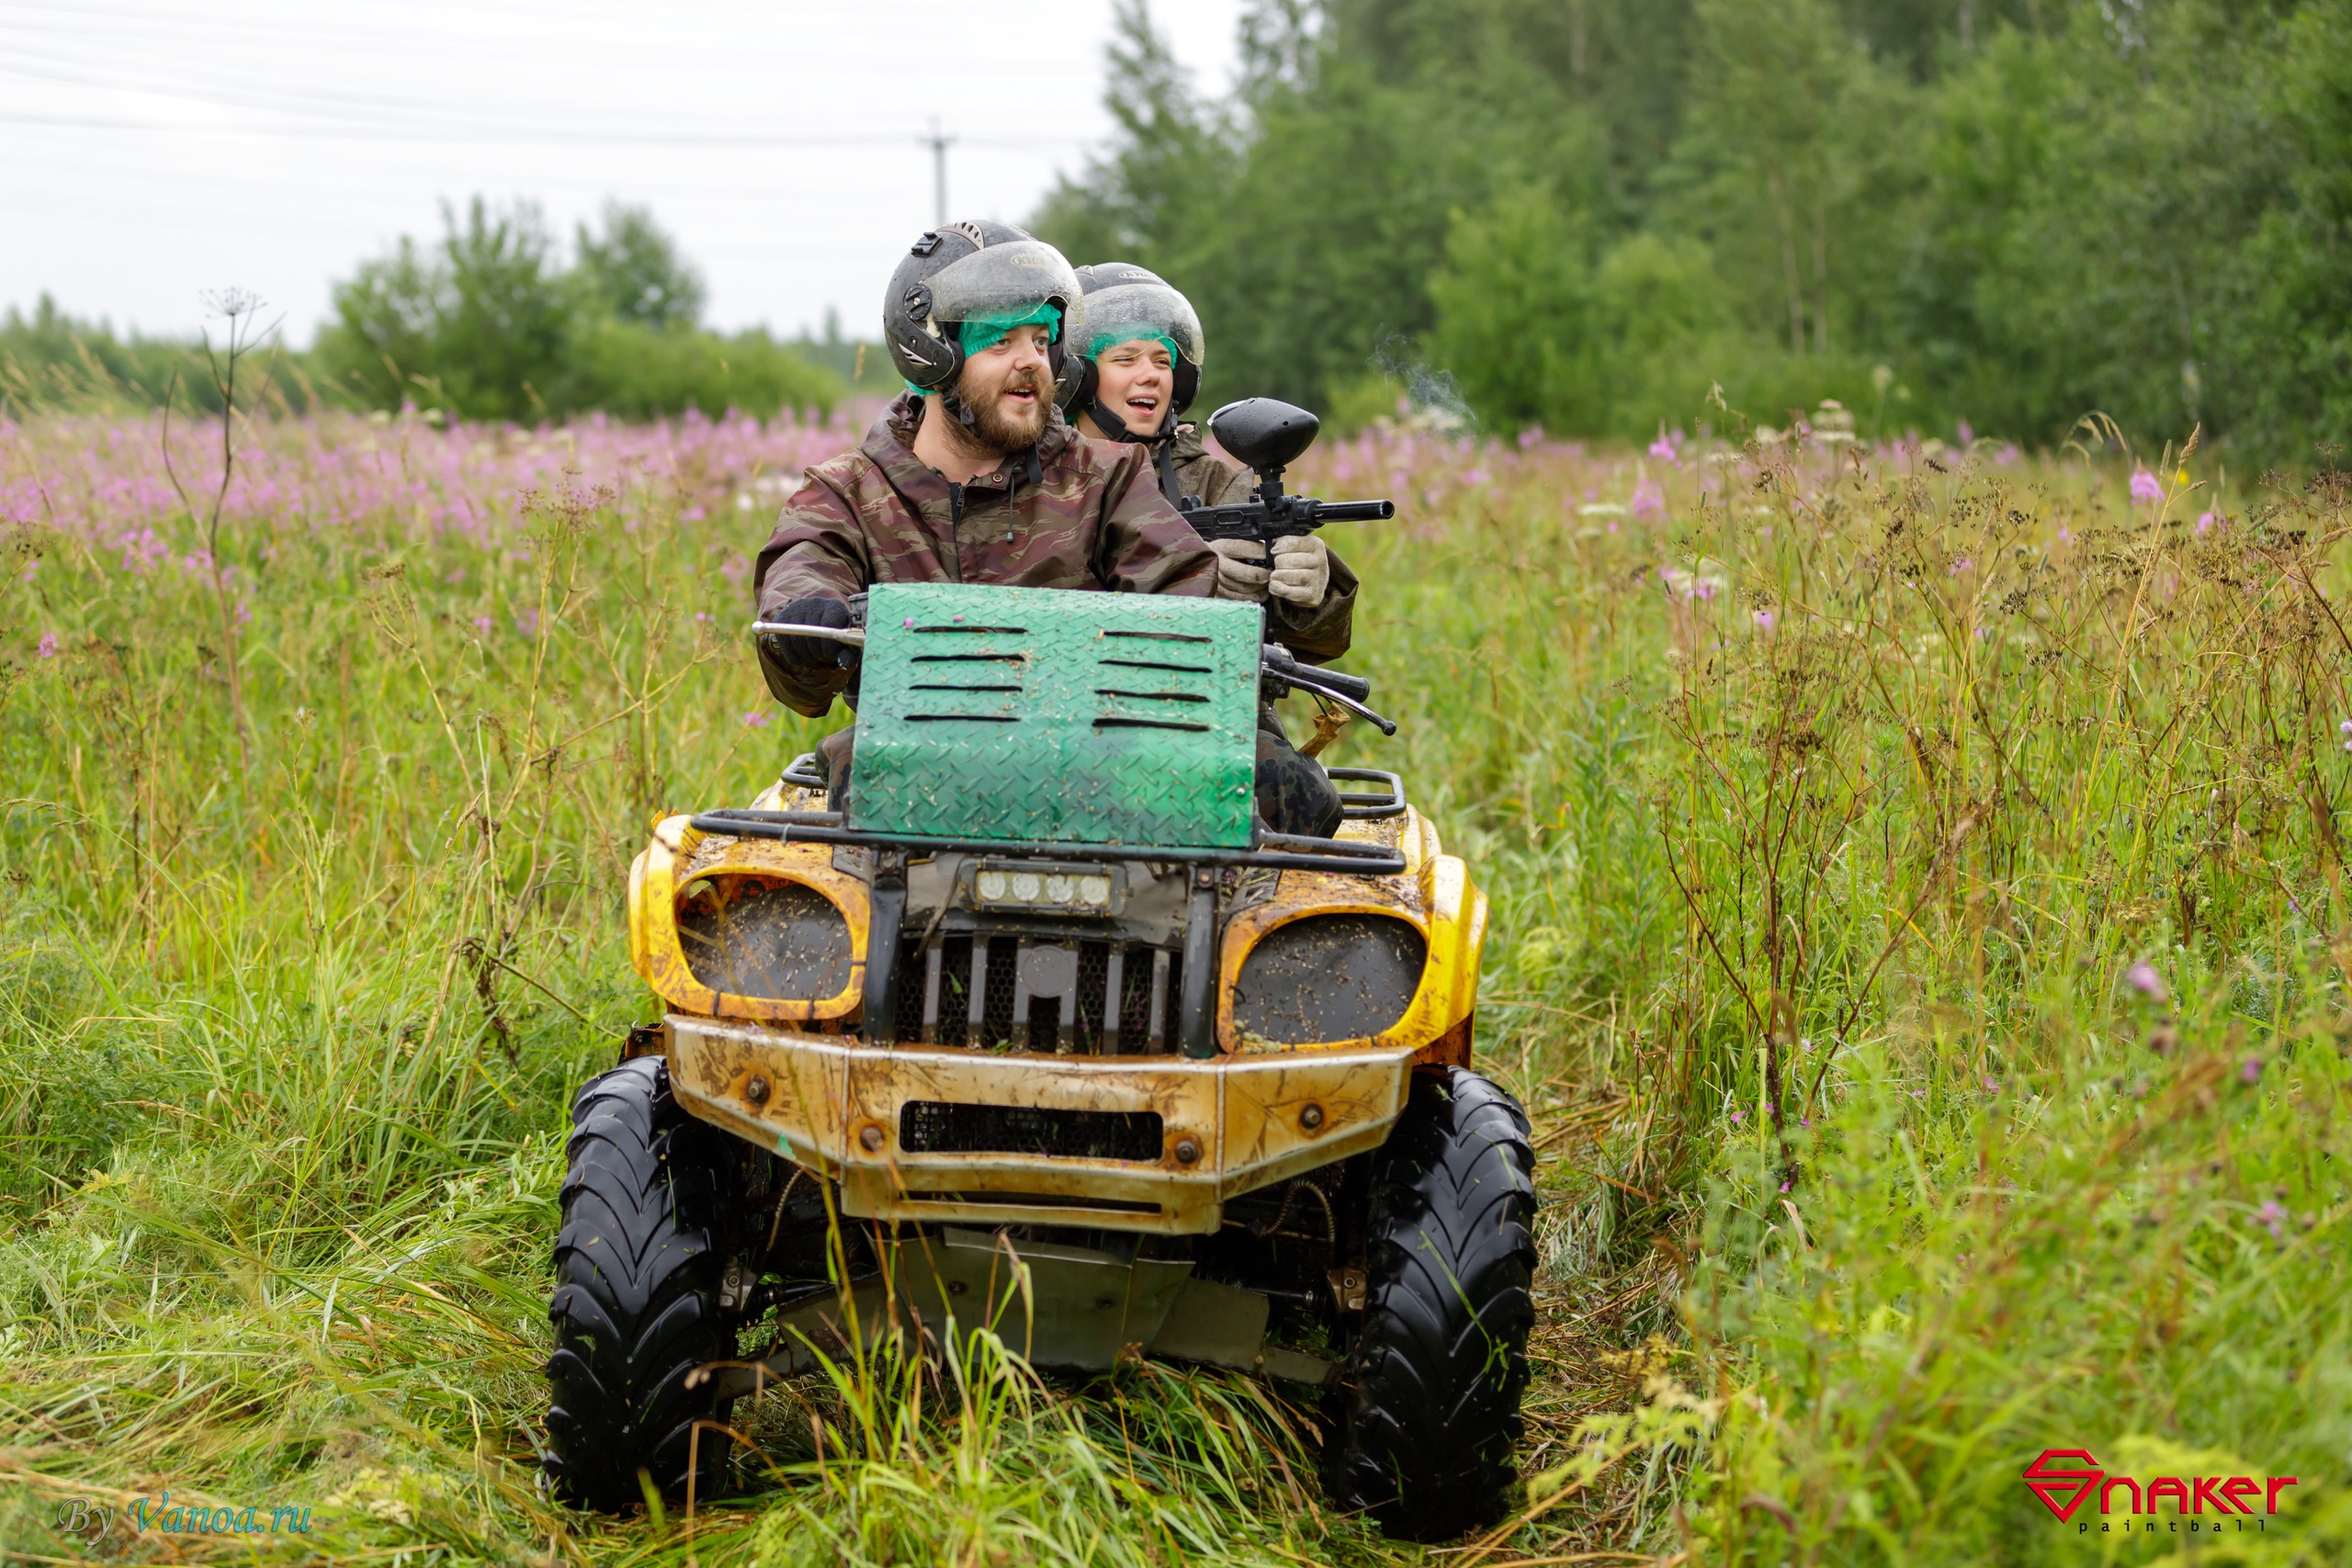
1,402,2346,1565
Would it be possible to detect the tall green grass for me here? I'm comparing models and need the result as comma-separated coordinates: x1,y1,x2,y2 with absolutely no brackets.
2,410,2345,1563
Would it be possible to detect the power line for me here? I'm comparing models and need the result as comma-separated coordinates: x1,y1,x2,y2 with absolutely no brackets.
0,107,1071,152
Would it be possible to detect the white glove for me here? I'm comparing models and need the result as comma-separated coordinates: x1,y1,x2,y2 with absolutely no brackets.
1206,537,1270,601
1267,534,1330,605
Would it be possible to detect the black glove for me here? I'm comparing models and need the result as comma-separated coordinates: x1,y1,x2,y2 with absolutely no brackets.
761,595,854,672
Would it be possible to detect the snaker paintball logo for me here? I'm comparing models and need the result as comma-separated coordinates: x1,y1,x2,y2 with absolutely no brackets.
2025,1450,2298,1536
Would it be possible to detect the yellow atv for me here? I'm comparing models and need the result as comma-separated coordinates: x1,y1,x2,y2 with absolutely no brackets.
544,460,1535,1544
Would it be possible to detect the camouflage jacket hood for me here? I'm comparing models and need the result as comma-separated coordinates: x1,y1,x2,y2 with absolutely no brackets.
754,392,1217,716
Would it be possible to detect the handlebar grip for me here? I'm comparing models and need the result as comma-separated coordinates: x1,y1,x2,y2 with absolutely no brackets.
1263,647,1372,701
1299,666,1371,701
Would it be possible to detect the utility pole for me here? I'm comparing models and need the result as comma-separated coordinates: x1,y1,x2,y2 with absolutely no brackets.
919,118,957,227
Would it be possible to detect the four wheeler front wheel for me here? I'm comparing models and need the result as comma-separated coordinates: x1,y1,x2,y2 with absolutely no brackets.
544,1055,738,1509
1326,1066,1539,1540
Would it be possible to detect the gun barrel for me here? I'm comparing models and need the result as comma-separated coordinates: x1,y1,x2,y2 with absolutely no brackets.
1310,498,1396,523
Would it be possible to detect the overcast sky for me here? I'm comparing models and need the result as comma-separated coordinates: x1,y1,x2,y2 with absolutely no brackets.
1,0,1243,344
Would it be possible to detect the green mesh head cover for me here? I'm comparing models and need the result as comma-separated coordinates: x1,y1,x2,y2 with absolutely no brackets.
1088,327,1180,364
958,301,1063,356
901,303,1067,392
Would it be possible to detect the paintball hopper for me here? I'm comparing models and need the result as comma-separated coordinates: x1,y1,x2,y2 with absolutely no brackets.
1207,399,1321,480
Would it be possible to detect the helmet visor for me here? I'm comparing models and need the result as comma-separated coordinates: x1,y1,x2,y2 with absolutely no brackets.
926,240,1084,344
1078,278,1204,367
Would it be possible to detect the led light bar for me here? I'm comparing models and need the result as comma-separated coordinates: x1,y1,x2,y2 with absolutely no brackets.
967,861,1121,915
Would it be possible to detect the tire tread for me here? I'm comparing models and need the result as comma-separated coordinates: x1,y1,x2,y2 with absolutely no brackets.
1328,1066,1537,1540
544,1055,735,1510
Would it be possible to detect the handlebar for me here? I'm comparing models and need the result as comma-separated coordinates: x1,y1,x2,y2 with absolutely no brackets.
1262,645,1369,701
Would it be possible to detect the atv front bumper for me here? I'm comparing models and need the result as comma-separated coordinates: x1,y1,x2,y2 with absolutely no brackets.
662,1012,1416,1235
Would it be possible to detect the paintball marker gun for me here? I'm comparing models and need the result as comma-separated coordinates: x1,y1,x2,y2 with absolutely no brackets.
1177,398,1396,546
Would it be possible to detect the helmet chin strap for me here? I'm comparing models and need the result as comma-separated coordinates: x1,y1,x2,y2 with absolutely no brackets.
941,386,982,427
1086,397,1172,446
1087,398,1185,503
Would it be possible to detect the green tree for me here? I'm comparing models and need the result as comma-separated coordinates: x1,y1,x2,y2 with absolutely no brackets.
1427,187,1600,432
1903,0,2352,455
317,197,572,420
575,201,707,329
1665,0,1921,364
314,199,841,424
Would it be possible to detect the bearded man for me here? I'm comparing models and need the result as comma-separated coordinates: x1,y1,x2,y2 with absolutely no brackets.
754,221,1214,717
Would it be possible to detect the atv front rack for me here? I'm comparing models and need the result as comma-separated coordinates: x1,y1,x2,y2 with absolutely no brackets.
686,808,1407,876
774,752,1408,823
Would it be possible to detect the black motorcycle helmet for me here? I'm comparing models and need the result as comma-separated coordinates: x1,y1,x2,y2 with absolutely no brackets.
1063,263,1206,441
883,220,1087,424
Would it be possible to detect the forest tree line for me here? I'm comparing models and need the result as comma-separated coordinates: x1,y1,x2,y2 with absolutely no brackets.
1035,0,2352,458
6,0,2346,459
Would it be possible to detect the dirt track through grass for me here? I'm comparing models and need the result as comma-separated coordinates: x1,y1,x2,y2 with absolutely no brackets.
3,409,2347,1563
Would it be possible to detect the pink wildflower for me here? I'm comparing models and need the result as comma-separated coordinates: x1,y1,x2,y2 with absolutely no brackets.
741,710,771,728
1752,609,1775,631
2130,469,2164,504
2196,511,2218,535
2259,1198,2286,1238
471,615,493,637
37,631,62,659
1647,430,1678,462
2240,1056,2263,1085
1631,479,1666,520
2123,962,2168,1001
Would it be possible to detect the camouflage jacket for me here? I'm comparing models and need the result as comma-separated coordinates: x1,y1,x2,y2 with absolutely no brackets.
1164,421,1254,506
1160,423,1359,665
754,393,1217,716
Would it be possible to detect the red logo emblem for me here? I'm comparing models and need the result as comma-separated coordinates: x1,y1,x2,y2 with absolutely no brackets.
2024,1450,2106,1521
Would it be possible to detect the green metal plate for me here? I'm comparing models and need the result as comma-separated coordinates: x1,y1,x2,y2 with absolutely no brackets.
849,583,1259,848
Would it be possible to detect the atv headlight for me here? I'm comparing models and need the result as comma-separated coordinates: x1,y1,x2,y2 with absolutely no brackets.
676,875,854,1001
1232,914,1427,1044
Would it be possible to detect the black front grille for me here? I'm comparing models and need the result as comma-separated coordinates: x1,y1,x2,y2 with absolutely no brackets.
891,934,1182,1053
899,1100,1164,1162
